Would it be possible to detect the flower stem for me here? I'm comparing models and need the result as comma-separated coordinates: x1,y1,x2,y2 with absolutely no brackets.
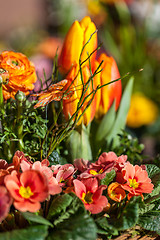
15,91,26,151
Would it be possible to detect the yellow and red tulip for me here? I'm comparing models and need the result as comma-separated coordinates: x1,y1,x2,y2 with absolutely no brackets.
93,53,122,119
63,64,96,126
59,16,97,74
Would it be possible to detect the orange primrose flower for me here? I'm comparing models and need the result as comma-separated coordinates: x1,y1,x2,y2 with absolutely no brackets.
0,51,37,100
4,170,48,212
93,53,122,119
121,162,154,197
59,16,97,74
108,182,126,202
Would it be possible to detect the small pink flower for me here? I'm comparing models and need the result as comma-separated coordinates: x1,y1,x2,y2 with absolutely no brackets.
74,158,91,172
0,186,12,223
4,170,48,212
51,164,62,176
73,178,108,214
55,164,75,187
21,161,62,196
121,162,154,197
96,152,127,169
0,159,10,185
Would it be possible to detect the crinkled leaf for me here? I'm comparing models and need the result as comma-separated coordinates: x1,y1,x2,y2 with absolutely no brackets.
53,195,85,226
47,212,97,240
145,164,160,183
144,164,160,201
109,198,139,230
0,225,48,240
138,211,160,234
22,212,53,227
95,217,118,237
95,101,116,142
47,194,73,220
48,150,67,165
106,76,134,147
101,169,116,186
138,203,155,215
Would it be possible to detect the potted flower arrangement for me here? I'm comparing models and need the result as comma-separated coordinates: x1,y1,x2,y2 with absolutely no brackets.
0,16,160,240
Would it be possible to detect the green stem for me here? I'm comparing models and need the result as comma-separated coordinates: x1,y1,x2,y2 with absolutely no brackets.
0,81,5,130
15,91,26,151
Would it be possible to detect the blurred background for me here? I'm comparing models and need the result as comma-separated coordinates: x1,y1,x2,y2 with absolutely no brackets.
1,0,160,158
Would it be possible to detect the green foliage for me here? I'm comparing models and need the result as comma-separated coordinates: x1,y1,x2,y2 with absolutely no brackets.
47,194,73,221
95,101,116,142
138,212,160,234
101,169,116,186
0,97,48,161
106,76,134,147
95,217,118,238
48,150,68,165
46,194,97,240
0,225,48,240
109,198,139,231
47,212,97,240
112,130,144,164
66,124,92,161
22,212,53,227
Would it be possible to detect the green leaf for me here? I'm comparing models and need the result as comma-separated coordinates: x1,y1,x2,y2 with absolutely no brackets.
53,194,85,226
138,203,155,215
0,225,48,240
66,124,92,161
47,212,97,240
109,198,139,230
48,150,67,165
106,76,134,147
138,211,160,233
95,217,118,237
22,212,53,227
145,164,160,180
144,164,160,202
47,194,73,220
95,101,116,142
101,169,116,186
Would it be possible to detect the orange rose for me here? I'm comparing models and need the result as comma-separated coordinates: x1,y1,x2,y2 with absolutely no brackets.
0,51,37,100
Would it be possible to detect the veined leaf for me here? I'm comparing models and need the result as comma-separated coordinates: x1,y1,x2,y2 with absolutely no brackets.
101,169,116,186
109,198,139,230
0,225,48,240
138,211,160,234
95,101,116,142
47,213,97,240
106,76,134,147
22,212,53,227
47,194,73,220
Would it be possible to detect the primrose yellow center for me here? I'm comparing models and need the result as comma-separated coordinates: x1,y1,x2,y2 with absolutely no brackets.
129,178,139,189
89,169,103,175
59,177,65,183
82,191,93,204
89,170,98,175
19,186,34,199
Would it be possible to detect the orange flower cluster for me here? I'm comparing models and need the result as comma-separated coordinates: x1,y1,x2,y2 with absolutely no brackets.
59,16,122,125
0,51,37,100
